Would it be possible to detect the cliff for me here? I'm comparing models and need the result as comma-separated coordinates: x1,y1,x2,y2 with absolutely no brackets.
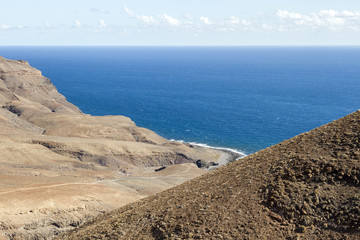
0,56,234,239
58,110,360,239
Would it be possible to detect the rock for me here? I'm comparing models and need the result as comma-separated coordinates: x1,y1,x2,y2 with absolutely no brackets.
268,212,283,222
196,159,209,168
155,166,166,172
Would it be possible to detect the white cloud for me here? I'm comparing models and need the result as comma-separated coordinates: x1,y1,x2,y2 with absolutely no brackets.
341,10,360,18
123,7,188,28
277,10,302,20
319,10,337,17
184,14,193,20
0,24,25,30
160,14,180,26
326,17,345,26
225,17,251,28
99,19,106,28
123,6,135,17
138,15,155,25
200,16,212,25
241,20,251,26
228,16,240,25
276,9,360,29
74,20,82,28
123,6,157,25
94,7,360,35
0,24,11,30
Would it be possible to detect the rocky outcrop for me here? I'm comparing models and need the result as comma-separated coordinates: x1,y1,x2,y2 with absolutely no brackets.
0,56,234,239
58,111,360,240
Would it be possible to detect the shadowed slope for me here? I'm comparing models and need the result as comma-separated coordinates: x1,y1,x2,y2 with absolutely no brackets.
58,110,360,240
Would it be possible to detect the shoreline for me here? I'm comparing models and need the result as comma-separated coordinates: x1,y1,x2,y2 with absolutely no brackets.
170,139,247,166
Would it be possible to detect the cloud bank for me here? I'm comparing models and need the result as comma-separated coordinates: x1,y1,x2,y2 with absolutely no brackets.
277,9,360,31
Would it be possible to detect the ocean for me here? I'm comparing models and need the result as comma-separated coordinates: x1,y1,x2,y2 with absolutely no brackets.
0,46,359,155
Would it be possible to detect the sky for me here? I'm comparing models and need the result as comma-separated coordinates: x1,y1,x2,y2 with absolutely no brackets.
1,0,360,46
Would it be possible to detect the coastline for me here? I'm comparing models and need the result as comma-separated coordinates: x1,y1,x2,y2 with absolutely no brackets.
0,56,252,240
170,139,247,166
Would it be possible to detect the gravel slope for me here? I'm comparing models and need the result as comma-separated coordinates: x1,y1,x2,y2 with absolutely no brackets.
58,110,360,240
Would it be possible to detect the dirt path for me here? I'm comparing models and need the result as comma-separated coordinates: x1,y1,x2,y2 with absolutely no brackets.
0,164,196,196
0,182,99,195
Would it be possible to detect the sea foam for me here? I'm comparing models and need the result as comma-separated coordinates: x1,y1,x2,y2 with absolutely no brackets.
170,139,247,158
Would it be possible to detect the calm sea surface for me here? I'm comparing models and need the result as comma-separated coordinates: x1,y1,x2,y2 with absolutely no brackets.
1,46,359,154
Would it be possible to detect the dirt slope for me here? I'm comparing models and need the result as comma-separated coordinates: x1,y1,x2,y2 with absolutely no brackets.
58,110,360,240
0,56,235,239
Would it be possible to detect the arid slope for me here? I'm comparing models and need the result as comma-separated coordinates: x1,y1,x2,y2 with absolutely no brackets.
58,110,360,239
0,56,234,239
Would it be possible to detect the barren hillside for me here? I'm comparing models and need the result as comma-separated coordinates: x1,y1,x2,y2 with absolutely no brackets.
58,110,360,239
0,56,234,239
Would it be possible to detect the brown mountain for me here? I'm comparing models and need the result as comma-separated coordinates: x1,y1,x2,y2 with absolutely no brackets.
0,56,235,239
58,110,360,239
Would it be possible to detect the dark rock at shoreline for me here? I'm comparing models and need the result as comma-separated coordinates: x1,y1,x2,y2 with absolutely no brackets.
195,159,208,168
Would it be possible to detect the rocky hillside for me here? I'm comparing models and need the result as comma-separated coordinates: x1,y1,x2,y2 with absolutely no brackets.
0,56,233,239
58,110,360,239
0,56,231,174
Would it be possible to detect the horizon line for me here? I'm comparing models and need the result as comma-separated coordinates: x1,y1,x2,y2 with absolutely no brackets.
1,45,360,47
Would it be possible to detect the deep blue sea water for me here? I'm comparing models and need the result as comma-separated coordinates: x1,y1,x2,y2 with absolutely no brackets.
0,47,359,154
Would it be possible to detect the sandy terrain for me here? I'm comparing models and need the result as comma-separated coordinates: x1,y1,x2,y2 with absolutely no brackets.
0,163,208,239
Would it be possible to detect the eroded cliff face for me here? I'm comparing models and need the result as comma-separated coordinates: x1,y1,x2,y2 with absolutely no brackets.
0,56,232,239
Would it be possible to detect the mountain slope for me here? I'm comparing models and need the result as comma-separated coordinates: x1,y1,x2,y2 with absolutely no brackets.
0,56,235,239
0,56,230,172
58,110,360,239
